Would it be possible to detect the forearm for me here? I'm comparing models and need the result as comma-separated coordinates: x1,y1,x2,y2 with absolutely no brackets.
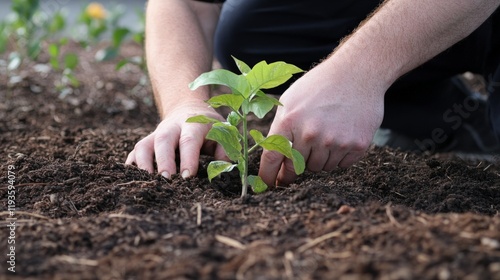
325,0,500,93
145,0,221,117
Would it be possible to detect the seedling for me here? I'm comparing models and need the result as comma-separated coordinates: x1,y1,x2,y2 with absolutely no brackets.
187,57,305,197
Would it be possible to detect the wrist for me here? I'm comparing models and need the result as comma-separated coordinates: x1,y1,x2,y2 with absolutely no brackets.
320,42,395,100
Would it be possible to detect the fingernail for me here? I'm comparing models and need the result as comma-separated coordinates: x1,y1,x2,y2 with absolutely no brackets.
161,171,171,179
181,169,191,179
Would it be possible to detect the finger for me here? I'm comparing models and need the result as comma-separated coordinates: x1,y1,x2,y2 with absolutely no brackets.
178,124,207,179
324,142,355,171
276,157,298,186
154,126,180,179
125,149,136,165
338,151,364,168
259,150,285,187
322,150,338,172
213,144,231,162
132,134,156,174
306,148,330,172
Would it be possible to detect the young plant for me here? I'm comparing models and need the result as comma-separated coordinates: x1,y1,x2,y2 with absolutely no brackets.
187,57,306,197
4,0,67,68
47,38,80,96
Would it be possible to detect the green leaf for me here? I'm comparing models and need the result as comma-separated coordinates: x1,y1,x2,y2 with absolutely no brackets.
291,149,305,175
186,115,221,124
246,61,303,90
207,161,236,181
241,99,250,115
0,33,6,54
227,111,241,127
95,47,118,61
12,0,39,21
49,57,59,70
248,96,276,119
253,133,304,175
90,23,107,40
249,129,265,144
206,123,242,161
133,32,144,44
206,94,244,111
232,56,251,74
248,175,268,193
64,53,79,70
59,37,68,46
189,69,250,97
48,43,59,57
115,59,129,71
49,11,66,33
112,27,130,48
27,41,41,60
64,72,80,87
0,25,6,53
255,90,283,104
258,135,293,159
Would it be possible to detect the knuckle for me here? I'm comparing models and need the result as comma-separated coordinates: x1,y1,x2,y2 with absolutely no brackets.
351,139,369,152
322,136,335,149
154,133,171,144
179,134,197,146
302,128,319,143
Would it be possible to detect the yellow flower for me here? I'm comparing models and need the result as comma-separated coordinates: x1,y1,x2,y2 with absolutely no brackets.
86,3,107,20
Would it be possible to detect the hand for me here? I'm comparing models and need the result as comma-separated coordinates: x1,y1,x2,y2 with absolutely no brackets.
126,101,228,179
258,62,385,186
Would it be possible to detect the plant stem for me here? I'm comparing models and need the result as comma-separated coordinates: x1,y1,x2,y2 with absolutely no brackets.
241,113,249,197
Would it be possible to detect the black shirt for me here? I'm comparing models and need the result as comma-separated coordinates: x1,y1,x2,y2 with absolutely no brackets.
193,0,225,3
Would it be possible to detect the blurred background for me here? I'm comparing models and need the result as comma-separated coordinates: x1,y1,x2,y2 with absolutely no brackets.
0,0,146,33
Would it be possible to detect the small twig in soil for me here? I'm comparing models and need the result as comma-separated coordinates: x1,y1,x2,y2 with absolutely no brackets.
483,164,492,171
385,203,403,228
215,235,246,250
61,198,80,216
63,177,80,184
115,180,155,187
108,213,143,221
53,255,98,267
196,203,202,226
283,251,294,279
391,191,406,198
297,229,343,253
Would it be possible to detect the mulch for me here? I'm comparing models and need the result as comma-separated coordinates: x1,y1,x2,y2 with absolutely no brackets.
1,42,500,280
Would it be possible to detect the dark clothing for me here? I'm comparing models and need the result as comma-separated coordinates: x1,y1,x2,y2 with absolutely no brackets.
193,0,225,3
212,0,500,140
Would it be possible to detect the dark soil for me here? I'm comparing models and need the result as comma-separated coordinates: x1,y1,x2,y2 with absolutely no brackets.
1,43,500,280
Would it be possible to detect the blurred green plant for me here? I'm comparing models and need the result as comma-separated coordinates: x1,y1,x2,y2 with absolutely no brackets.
0,0,147,93
3,0,67,69
115,9,146,72
48,38,80,92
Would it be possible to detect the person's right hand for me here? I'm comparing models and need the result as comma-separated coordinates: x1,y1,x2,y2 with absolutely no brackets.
126,101,228,179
